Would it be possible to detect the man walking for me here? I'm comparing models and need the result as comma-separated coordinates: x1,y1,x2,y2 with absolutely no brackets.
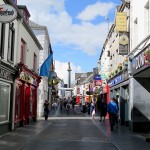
107,98,119,131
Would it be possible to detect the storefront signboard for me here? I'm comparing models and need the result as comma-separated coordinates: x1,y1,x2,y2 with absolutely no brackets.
0,68,13,81
109,75,122,87
132,44,150,72
0,4,17,23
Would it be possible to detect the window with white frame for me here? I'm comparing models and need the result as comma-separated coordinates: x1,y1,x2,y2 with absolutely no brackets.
20,39,26,64
0,82,10,123
0,23,6,59
8,23,15,63
144,1,150,36
134,18,138,48
33,53,37,72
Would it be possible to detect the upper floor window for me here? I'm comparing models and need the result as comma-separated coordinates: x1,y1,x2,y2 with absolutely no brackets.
144,1,150,36
134,18,138,48
12,0,17,4
33,53,37,72
20,39,26,64
0,23,5,59
8,23,15,63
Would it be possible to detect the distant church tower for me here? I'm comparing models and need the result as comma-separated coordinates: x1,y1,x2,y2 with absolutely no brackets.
67,62,72,88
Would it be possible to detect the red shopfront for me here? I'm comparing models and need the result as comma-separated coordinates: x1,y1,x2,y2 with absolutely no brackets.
14,64,41,128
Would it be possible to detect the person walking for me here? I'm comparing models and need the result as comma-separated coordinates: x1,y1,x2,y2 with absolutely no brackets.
100,99,107,122
107,98,119,131
43,100,50,120
96,95,102,121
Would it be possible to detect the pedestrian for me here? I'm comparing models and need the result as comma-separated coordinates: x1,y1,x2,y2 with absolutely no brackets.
100,99,107,122
66,102,71,115
92,106,96,119
60,98,63,111
90,101,96,114
43,100,49,120
107,97,119,131
96,95,102,121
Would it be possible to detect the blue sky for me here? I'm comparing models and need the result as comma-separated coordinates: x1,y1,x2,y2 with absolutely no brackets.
18,0,121,83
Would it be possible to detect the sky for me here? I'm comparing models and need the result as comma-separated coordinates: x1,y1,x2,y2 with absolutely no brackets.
18,0,121,84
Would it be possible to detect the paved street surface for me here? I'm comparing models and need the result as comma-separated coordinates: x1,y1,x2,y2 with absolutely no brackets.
0,105,149,150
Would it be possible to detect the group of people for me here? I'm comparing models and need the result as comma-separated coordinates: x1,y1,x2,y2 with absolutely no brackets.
91,97,119,131
60,96,76,115
43,97,119,131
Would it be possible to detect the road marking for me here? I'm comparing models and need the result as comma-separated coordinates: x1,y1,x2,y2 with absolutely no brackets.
37,117,101,120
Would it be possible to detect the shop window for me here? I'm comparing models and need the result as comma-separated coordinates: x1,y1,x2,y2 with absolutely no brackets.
0,82,10,123
0,23,6,59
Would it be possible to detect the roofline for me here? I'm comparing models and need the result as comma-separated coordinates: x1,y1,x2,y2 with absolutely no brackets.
29,22,51,45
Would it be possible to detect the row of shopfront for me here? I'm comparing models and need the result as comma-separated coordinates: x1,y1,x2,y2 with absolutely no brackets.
0,61,41,135
107,44,150,132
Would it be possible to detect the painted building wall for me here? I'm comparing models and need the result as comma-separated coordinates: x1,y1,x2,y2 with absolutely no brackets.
31,27,50,117
129,0,150,132
16,24,40,71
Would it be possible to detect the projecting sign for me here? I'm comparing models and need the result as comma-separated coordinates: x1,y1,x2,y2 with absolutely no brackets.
115,12,127,32
0,4,17,23
118,32,129,55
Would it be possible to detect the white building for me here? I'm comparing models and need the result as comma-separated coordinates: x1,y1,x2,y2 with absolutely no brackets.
0,0,42,135
128,0,150,132
29,21,52,117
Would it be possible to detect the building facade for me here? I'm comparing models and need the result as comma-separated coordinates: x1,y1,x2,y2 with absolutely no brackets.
129,0,150,132
0,0,42,135
29,21,52,117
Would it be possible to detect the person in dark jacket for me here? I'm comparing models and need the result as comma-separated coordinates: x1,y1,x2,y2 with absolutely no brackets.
96,96,102,121
100,99,107,122
43,100,49,120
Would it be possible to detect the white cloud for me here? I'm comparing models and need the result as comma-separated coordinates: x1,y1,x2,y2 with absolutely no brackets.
77,2,115,21
18,0,116,82
54,61,83,83
18,0,116,55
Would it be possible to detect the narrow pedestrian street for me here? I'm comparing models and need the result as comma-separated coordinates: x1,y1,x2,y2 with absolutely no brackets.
0,105,149,150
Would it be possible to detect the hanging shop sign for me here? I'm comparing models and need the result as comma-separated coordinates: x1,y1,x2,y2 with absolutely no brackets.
0,4,17,23
94,80,102,86
93,74,101,80
118,32,129,55
115,12,127,32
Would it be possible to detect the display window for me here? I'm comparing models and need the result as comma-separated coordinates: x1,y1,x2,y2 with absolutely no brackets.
15,84,21,121
0,81,11,123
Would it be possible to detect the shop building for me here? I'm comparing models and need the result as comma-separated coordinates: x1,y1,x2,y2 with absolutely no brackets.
128,0,150,132
129,43,150,132
0,0,42,135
